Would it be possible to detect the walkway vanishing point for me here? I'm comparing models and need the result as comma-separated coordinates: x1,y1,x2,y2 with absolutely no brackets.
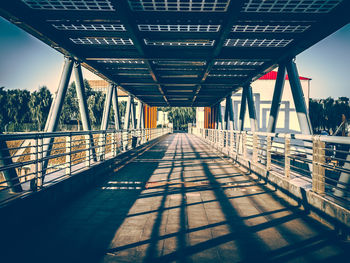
2,133,349,263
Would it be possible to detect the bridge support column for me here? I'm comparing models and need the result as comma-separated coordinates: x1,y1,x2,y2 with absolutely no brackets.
286,59,313,135
111,85,121,130
246,85,258,132
130,97,136,129
267,65,286,133
216,103,223,130
99,84,113,160
0,137,23,192
124,95,132,131
239,86,247,131
73,62,97,162
42,57,74,182
224,93,234,130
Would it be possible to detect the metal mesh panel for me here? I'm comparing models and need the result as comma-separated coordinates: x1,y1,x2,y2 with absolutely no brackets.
214,60,265,66
138,24,220,32
22,0,115,11
53,23,126,31
242,0,342,13
128,0,231,12
70,37,133,45
225,38,292,47
232,24,310,33
144,39,215,46
208,74,248,77
97,59,145,64
153,60,207,66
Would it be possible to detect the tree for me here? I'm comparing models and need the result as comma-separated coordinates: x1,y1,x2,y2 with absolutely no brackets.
160,107,196,130
88,91,105,128
0,87,8,131
29,86,52,131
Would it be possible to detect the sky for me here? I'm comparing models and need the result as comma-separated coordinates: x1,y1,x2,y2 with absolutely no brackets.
0,16,349,99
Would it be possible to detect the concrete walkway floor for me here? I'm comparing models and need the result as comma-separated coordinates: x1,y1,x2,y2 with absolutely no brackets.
2,133,349,263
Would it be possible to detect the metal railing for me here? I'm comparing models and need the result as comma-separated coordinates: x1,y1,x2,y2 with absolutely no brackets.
190,127,350,205
0,128,171,203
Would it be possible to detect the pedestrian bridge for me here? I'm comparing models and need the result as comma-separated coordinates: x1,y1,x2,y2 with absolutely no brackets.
1,1,350,262
1,130,349,262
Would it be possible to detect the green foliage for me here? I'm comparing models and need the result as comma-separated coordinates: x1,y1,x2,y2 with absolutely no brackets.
160,107,195,130
29,86,52,130
309,97,350,134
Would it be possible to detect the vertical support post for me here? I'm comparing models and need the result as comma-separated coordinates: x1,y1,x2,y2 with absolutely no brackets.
42,57,74,179
224,98,229,130
266,135,271,171
239,87,247,131
65,133,71,176
124,95,132,131
285,135,291,178
73,61,97,162
245,85,258,132
111,85,122,130
267,65,286,133
100,84,113,159
286,59,313,135
216,103,223,130
130,97,136,129
100,84,113,131
224,94,234,130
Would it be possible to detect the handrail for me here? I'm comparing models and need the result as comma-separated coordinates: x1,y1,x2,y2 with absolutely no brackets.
0,128,172,204
189,127,350,206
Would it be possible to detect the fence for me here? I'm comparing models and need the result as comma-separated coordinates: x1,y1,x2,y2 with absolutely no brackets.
0,128,171,203
190,127,350,206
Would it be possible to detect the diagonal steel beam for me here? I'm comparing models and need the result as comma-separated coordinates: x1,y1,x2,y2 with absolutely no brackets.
116,2,169,106
192,0,246,104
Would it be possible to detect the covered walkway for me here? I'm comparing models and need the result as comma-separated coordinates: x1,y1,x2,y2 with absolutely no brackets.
2,133,348,263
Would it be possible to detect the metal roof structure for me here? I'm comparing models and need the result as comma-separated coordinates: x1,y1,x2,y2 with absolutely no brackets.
1,0,349,107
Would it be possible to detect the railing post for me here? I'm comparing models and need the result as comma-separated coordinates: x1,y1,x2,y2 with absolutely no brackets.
38,135,43,188
112,131,116,157
66,133,71,176
266,135,272,171
312,136,325,195
85,133,91,167
253,133,258,164
285,134,291,178
243,132,247,159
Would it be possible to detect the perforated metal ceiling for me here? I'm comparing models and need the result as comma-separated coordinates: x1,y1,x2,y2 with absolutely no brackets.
1,0,349,106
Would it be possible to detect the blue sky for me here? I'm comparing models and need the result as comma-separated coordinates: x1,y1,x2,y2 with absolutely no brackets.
0,17,349,99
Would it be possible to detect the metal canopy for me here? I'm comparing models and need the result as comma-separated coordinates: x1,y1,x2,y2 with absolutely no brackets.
1,0,349,107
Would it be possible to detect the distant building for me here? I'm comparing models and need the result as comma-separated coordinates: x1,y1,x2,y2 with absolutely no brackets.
196,70,311,133
88,80,128,97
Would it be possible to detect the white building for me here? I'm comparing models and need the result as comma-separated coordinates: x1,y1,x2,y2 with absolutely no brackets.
196,70,311,133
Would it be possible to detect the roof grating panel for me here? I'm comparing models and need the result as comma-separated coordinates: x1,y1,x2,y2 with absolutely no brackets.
22,0,115,11
128,0,231,12
153,60,207,66
70,37,133,45
144,39,215,46
52,23,126,31
208,74,248,77
138,24,220,32
232,24,310,33
224,38,292,47
214,60,266,66
242,0,342,13
97,59,145,64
